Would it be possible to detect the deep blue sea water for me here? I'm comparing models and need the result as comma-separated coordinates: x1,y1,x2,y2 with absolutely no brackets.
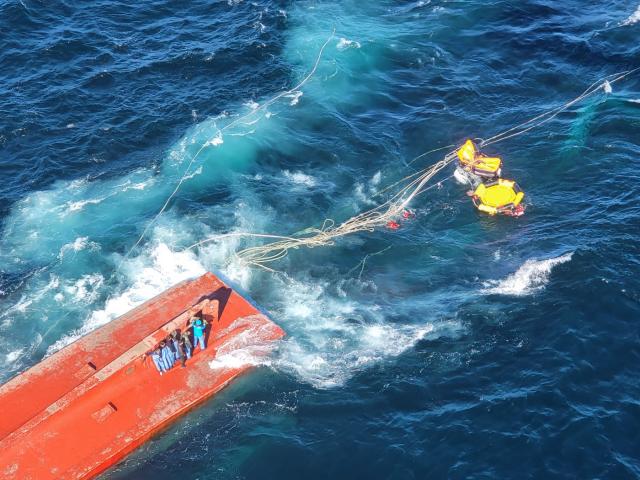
1,0,640,478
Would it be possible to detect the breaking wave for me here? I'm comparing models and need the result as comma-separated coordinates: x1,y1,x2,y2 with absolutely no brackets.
45,243,206,356
621,4,640,26
481,253,573,296
209,316,279,370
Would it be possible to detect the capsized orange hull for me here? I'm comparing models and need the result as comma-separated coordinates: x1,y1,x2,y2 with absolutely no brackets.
0,272,284,480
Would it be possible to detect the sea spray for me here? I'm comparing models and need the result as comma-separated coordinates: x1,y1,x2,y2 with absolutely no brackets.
481,253,573,296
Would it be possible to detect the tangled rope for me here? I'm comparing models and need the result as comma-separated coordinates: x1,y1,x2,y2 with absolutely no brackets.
186,151,457,271
186,66,639,271
121,29,336,265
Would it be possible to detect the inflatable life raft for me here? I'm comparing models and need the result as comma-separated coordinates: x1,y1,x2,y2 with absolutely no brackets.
471,178,525,217
457,139,502,179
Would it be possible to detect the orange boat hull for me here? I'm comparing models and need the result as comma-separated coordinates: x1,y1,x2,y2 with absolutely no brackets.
0,272,284,480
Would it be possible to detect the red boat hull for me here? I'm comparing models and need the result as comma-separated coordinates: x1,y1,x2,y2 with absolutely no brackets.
0,272,284,480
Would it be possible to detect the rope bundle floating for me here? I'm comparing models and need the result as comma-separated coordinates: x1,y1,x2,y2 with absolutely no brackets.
185,66,639,271
186,151,456,271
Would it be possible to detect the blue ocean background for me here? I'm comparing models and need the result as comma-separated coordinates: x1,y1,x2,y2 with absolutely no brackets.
1,0,640,478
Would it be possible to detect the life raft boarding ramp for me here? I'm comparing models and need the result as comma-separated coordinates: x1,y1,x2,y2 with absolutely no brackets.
0,272,284,480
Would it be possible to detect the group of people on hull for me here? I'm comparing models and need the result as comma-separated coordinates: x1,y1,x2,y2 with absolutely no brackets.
143,301,216,375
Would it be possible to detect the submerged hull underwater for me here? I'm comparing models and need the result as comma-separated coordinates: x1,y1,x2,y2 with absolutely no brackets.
0,272,284,480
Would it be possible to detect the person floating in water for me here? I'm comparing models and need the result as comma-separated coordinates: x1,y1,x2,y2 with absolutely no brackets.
188,316,208,350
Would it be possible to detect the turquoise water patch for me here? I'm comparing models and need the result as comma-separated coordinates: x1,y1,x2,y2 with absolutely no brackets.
1,0,639,478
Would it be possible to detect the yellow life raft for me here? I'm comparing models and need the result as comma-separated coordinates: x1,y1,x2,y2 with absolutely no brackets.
471,178,525,217
457,139,502,179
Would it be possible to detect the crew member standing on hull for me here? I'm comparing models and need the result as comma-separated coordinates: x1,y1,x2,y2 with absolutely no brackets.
180,331,193,361
170,330,186,367
189,316,208,350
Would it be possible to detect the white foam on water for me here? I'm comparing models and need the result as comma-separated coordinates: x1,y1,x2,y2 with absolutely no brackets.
277,319,440,389
286,90,303,106
192,201,271,289
243,100,259,110
62,273,104,304
118,178,155,192
65,196,108,213
283,170,317,187
5,348,24,364
352,172,383,208
621,4,640,25
267,274,454,389
353,183,376,207
0,274,60,326
182,166,203,181
209,316,278,370
209,346,272,370
481,253,573,296
336,38,361,50
46,243,206,356
58,237,101,259
454,166,471,185
206,134,224,147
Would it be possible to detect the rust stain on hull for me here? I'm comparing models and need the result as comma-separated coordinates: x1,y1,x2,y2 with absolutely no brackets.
0,272,284,480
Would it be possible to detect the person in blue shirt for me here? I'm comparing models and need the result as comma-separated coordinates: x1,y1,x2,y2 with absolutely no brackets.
189,316,208,351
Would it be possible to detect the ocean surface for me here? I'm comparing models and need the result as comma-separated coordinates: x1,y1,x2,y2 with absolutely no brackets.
1,0,640,478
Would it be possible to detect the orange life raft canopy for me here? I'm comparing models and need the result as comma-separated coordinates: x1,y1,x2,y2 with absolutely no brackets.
471,178,525,217
457,139,502,179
